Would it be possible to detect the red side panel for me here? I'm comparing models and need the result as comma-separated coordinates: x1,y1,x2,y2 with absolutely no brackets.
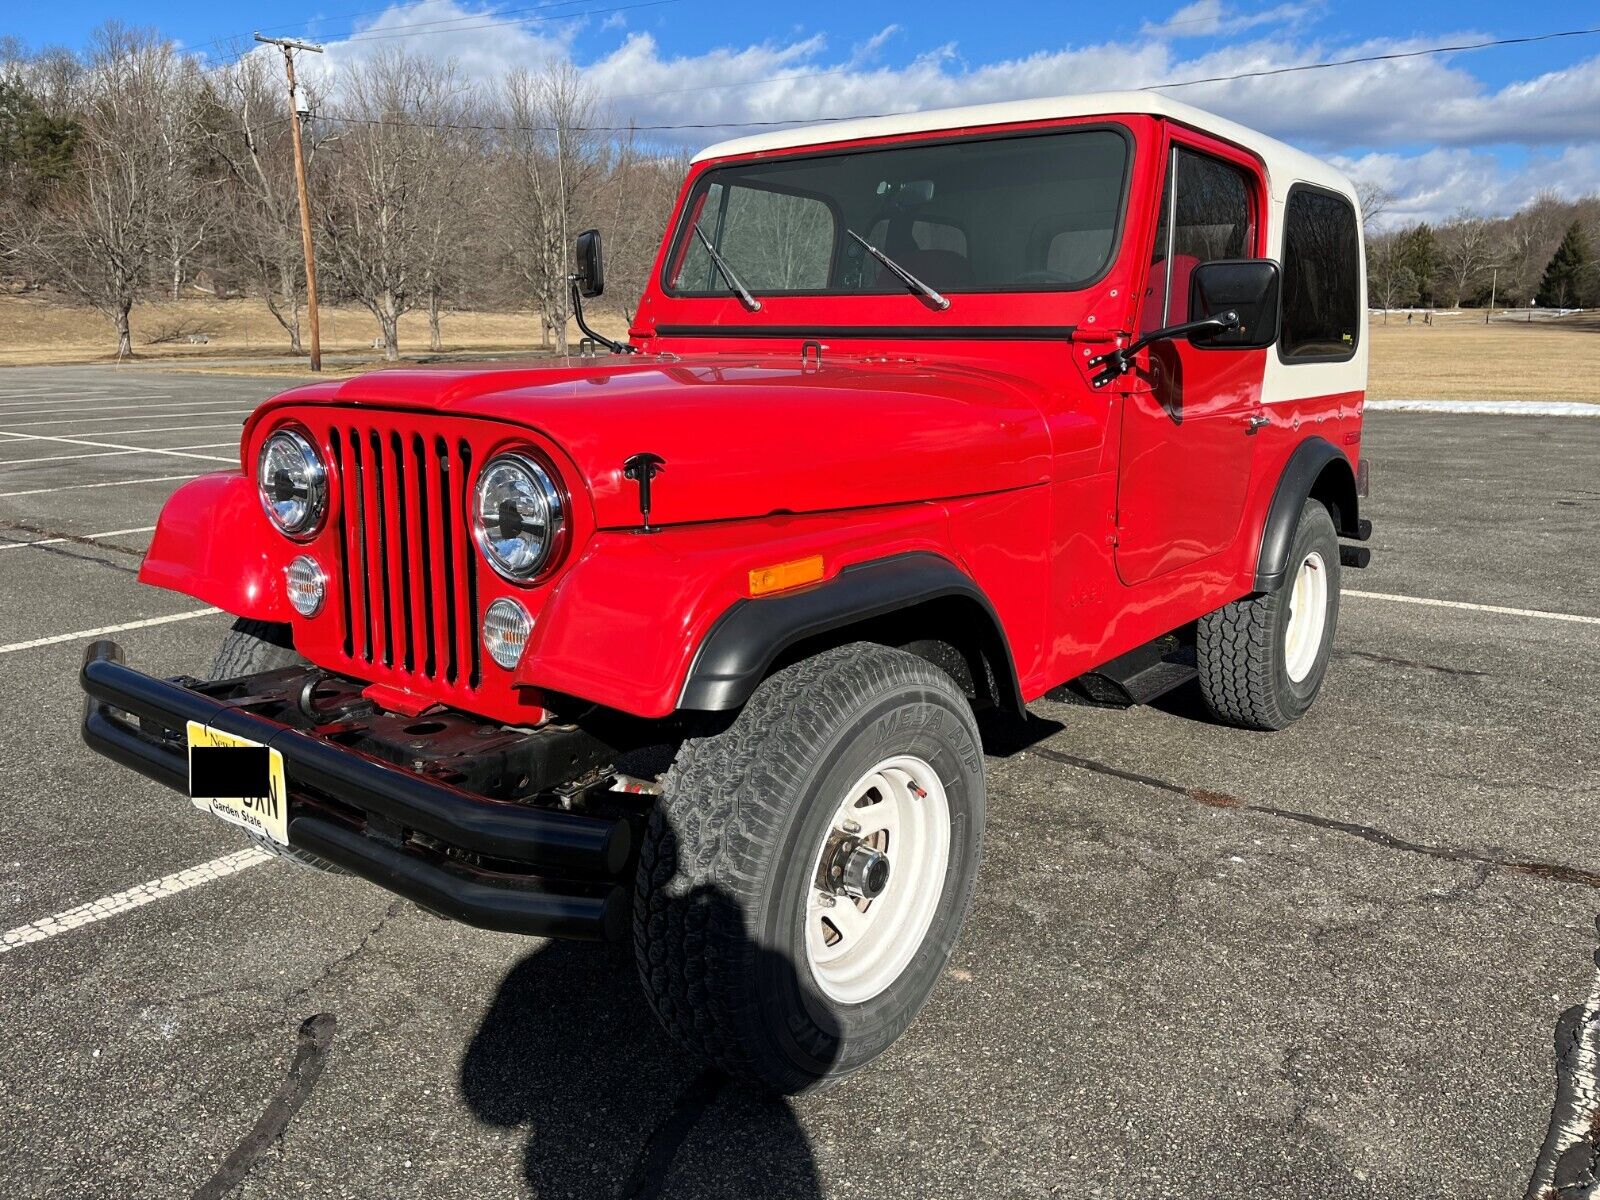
138,472,291,623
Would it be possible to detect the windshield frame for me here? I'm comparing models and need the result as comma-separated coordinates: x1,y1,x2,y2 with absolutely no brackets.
661,121,1136,301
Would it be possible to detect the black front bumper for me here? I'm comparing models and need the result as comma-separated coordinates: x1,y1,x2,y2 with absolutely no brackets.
79,641,634,941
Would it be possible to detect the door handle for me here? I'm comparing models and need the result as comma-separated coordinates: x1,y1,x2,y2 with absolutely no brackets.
1245,414,1270,434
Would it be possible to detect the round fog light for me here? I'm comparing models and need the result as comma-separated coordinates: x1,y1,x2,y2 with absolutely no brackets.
482,598,532,670
285,556,326,618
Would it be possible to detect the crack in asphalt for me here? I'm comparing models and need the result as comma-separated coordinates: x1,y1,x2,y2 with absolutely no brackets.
1526,919,1600,1200
1033,747,1600,891
0,518,147,558
1335,648,1490,677
280,900,404,1022
191,1013,337,1200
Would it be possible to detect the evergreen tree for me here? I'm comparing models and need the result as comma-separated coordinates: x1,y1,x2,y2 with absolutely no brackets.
1535,221,1590,309
0,76,79,197
1398,223,1439,306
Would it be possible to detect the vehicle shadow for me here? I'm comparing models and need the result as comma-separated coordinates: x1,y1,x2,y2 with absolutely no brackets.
459,886,828,1200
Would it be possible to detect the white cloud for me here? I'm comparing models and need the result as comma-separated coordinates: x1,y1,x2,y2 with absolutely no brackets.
1140,1,1318,41
302,3,1600,216
1333,145,1600,225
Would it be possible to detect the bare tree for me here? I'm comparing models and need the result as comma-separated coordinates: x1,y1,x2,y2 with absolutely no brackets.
593,142,685,325
1437,208,1493,307
496,61,605,354
151,53,221,299
1354,180,1394,230
1366,231,1416,321
318,49,471,360
18,24,179,357
205,50,326,353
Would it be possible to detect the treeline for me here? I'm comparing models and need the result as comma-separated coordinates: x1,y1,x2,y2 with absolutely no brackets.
1365,191,1599,314
5,25,1598,357
0,24,685,359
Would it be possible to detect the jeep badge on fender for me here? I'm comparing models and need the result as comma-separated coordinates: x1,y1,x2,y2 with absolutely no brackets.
79,90,1370,1093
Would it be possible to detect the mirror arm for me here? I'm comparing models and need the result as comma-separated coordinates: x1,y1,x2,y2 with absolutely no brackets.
569,277,634,355
1087,310,1239,389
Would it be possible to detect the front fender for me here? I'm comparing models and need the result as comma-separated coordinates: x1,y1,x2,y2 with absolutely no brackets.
138,472,291,621
517,506,957,718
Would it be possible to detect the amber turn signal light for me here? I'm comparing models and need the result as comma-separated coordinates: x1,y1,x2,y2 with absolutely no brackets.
748,555,824,597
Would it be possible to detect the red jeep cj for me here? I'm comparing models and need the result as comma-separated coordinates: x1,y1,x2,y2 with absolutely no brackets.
81,92,1369,1091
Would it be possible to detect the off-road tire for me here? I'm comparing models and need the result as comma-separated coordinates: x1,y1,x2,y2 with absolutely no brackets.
206,617,342,873
1197,499,1341,730
633,643,986,1093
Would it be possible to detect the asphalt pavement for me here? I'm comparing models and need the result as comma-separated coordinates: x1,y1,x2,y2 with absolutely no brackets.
0,363,1596,1199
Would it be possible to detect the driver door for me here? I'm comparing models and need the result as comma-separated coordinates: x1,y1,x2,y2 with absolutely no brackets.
1114,140,1268,585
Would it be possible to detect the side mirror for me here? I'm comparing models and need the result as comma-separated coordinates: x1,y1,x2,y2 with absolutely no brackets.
574,229,605,299
1187,259,1280,349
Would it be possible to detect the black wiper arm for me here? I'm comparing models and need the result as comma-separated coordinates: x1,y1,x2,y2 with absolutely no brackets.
692,224,761,312
847,229,950,311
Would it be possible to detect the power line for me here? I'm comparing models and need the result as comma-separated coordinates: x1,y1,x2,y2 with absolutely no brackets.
303,22,1600,135
1142,24,1600,90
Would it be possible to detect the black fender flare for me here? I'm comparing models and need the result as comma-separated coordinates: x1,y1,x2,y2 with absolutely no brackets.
1254,436,1360,591
678,551,1025,714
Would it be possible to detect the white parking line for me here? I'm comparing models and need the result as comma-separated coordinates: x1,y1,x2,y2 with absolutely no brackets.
0,447,226,467
0,394,176,412
0,402,245,421
0,388,118,400
0,409,250,429
1345,590,1600,627
0,433,236,465
0,473,202,499
0,848,272,955
0,526,156,551
0,608,222,655
0,423,244,439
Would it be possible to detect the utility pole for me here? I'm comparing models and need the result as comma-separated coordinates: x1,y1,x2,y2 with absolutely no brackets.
255,33,324,371
1486,268,1496,325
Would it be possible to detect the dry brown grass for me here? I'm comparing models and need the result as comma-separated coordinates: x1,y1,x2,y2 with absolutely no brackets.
2,297,1596,401
1366,310,1600,401
0,295,628,368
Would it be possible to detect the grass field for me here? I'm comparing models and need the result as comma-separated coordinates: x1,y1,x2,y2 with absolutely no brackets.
0,295,628,368
0,296,1595,398
1365,310,1600,401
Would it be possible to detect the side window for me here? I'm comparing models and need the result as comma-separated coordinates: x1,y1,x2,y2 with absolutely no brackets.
1280,188,1360,361
674,182,835,292
1141,147,1254,330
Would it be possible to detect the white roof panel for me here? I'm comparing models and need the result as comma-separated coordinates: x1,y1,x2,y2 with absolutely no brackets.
692,91,1354,203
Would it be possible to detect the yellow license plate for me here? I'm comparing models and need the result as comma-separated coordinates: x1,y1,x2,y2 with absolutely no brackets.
186,721,289,846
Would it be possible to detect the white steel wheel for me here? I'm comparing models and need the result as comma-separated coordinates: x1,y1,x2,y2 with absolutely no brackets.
804,754,951,1005
1282,550,1329,684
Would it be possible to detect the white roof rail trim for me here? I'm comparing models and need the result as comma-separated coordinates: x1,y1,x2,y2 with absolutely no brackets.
691,90,1355,204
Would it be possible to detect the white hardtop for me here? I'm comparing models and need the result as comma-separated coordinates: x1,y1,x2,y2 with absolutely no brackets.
693,91,1355,204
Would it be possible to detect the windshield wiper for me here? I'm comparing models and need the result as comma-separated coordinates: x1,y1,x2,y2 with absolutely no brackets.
847,229,950,311
692,223,761,312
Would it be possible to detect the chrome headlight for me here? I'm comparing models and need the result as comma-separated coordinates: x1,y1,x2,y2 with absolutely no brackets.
473,453,565,582
258,429,327,539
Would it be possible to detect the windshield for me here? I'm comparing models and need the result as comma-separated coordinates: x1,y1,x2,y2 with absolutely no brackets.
665,127,1131,298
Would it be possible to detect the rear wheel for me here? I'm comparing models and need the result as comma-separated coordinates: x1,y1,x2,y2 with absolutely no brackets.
633,643,986,1092
1197,499,1341,730
207,617,342,873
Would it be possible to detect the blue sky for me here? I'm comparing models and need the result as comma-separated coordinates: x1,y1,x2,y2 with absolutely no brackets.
9,1,1600,222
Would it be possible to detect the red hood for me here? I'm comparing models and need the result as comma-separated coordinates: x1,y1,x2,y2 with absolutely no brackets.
251,354,1052,529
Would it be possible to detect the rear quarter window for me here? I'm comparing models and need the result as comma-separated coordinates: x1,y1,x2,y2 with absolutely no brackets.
1279,186,1361,362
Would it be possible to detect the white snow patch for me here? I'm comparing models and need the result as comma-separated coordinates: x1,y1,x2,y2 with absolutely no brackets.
1366,399,1600,417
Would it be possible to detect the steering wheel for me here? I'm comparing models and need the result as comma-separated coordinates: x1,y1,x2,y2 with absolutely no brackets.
1013,269,1074,285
